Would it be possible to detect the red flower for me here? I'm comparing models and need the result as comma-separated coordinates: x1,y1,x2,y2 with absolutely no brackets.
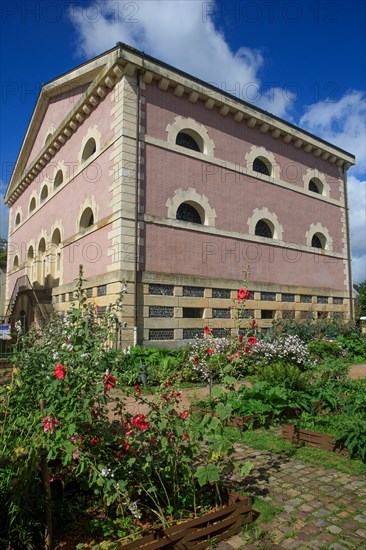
244,345,250,354
90,437,100,445
248,336,257,346
238,333,243,343
206,348,215,355
54,363,66,380
132,414,149,431
181,410,189,420
103,373,116,390
234,351,240,358
122,439,130,452
183,433,189,440
227,356,232,361
251,320,256,328
194,356,200,367
228,305,232,310
203,325,211,335
134,384,141,396
237,288,250,302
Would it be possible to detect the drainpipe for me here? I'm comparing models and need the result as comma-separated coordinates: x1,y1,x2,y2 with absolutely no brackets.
133,69,141,345
342,165,354,321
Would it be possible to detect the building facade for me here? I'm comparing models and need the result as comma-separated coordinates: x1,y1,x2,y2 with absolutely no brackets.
4,44,355,346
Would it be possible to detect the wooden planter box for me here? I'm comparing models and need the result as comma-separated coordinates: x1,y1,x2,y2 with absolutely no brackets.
119,492,252,549
190,405,255,429
282,424,348,455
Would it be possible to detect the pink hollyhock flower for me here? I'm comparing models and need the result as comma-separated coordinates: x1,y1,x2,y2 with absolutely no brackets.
234,351,240,358
132,414,149,430
41,415,59,435
227,356,232,361
248,336,257,346
54,363,66,380
72,448,79,461
181,410,189,420
203,325,211,335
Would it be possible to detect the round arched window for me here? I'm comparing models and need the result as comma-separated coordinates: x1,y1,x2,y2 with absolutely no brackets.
176,203,202,224
176,132,201,152
309,178,323,194
29,197,36,213
40,185,49,202
82,138,97,162
54,170,63,189
253,157,271,177
311,233,325,249
15,213,21,226
255,220,273,238
79,207,95,230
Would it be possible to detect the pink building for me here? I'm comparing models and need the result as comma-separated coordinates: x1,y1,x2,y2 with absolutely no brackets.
4,44,355,345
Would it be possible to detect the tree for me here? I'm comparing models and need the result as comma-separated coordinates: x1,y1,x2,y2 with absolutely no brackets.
354,280,366,319
0,238,7,270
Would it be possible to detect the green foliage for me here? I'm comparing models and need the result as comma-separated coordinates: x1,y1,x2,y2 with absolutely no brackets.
336,333,366,359
256,362,307,391
269,318,360,343
307,340,344,361
354,280,366,318
334,414,366,461
0,269,252,548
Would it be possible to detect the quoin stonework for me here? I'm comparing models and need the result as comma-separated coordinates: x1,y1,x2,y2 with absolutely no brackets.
3,43,355,346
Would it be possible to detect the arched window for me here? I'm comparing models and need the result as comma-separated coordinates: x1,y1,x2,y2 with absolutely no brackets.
40,185,49,202
29,197,36,213
50,229,61,280
255,219,273,238
79,207,94,230
15,213,21,226
309,178,323,194
311,233,326,249
13,255,19,270
176,131,201,152
27,246,34,281
82,138,96,162
176,203,203,224
253,157,271,177
54,170,63,189
38,238,46,284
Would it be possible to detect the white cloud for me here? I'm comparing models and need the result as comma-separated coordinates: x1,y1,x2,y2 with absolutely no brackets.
69,0,295,119
300,91,366,175
347,174,366,284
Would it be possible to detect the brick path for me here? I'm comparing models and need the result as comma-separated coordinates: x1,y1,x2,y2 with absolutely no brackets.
220,445,366,550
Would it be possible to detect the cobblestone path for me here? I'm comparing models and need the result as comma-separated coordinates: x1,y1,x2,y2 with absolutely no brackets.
220,445,366,550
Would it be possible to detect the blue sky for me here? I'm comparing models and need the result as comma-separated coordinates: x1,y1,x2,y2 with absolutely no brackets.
0,0,365,281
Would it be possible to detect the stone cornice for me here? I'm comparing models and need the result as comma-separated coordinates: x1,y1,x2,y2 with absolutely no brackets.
6,44,355,207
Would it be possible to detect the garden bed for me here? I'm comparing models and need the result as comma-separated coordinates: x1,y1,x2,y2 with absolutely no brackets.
281,424,348,455
119,492,252,549
190,405,256,429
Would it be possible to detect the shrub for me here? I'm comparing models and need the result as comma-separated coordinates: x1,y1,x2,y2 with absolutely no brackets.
256,361,307,390
307,340,344,361
251,335,309,369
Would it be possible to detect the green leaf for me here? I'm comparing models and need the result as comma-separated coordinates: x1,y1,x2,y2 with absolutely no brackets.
239,461,254,477
195,464,220,487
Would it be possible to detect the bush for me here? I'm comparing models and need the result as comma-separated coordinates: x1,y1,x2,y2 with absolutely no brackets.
251,335,309,370
307,340,344,361
256,361,307,391
269,318,361,343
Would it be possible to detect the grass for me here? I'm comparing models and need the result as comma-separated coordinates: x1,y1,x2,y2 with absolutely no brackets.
228,425,366,477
